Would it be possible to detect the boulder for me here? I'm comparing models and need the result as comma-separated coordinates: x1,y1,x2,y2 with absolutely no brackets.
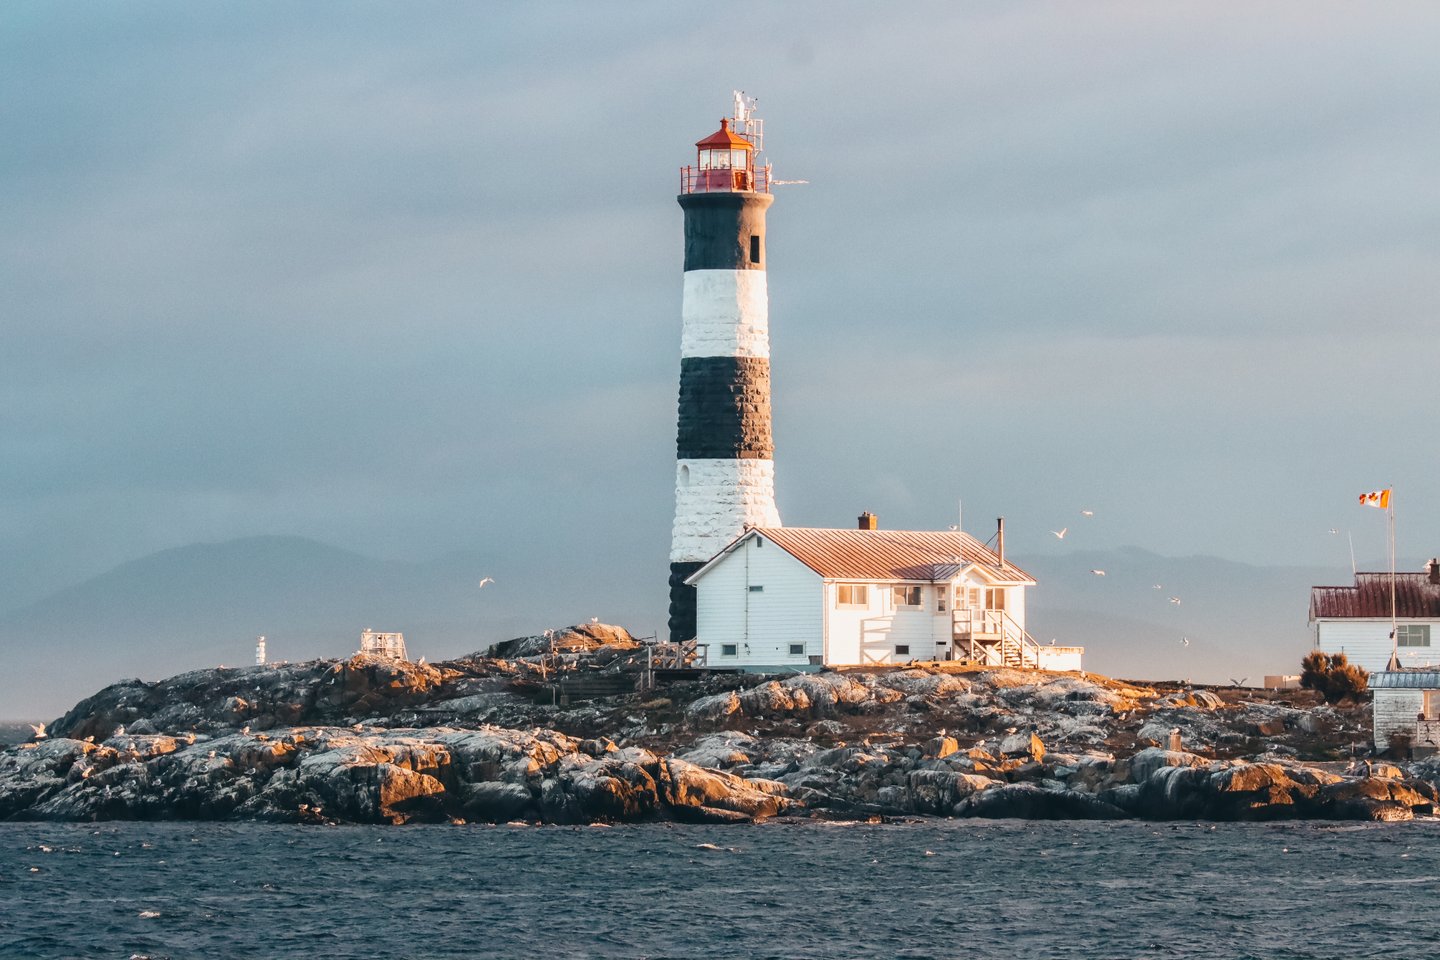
956,783,1128,820
998,731,1045,762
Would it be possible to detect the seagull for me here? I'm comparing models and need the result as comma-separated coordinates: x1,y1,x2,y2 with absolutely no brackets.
239,725,250,735
1230,677,1248,687
1051,527,1067,539
1169,596,1182,605
1152,584,1163,590
113,724,125,737
1328,528,1339,535
589,617,599,623
1181,637,1191,647
1090,569,1106,576
477,577,495,589
947,524,958,531
1080,510,1095,518
28,723,46,740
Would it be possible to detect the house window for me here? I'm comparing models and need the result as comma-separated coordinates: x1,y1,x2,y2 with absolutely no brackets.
720,643,738,657
749,235,761,263
789,643,805,656
985,588,1006,611
1398,625,1432,647
892,585,922,607
895,644,910,656
837,584,868,607
749,585,764,593
937,589,948,612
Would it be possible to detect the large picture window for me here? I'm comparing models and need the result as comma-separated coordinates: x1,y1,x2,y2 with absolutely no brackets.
1398,624,1432,647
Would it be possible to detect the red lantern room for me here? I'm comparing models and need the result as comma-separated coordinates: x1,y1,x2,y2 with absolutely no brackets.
680,107,771,195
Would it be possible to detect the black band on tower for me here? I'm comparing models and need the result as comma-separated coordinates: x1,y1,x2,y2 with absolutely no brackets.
668,561,704,643
676,356,773,460
678,192,772,272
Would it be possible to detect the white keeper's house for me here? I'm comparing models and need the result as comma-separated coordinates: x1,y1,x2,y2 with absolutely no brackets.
1309,560,1440,673
685,513,1083,672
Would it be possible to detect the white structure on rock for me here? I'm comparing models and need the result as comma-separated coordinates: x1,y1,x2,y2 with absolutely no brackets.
1309,560,1440,673
685,513,1083,671
1371,669,1440,754
255,636,267,666
360,629,408,661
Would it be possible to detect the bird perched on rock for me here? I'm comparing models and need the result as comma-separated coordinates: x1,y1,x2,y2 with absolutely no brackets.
113,724,125,737
239,725,250,735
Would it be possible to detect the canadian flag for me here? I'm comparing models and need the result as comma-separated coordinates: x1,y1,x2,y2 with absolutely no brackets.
1359,489,1392,509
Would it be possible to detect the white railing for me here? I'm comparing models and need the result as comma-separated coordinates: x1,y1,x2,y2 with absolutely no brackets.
954,610,1041,669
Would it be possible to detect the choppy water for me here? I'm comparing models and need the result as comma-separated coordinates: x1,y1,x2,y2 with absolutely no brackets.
3,819,1439,959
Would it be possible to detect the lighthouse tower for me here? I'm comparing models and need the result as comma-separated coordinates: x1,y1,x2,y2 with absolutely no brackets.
668,94,780,642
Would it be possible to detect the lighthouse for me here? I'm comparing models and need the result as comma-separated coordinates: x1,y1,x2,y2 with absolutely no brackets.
668,94,781,643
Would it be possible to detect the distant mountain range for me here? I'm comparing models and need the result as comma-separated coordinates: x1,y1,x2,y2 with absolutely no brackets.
1,535,1366,720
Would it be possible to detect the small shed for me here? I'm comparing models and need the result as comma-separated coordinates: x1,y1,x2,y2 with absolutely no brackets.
1370,669,1440,754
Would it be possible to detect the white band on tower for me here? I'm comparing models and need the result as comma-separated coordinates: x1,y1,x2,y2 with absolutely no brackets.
671,458,780,563
681,270,770,360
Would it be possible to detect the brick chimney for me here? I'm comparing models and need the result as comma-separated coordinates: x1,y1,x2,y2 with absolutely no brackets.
858,512,877,531
1429,558,1439,585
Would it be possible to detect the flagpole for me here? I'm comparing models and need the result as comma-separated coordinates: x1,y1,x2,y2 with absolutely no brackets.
1390,491,1398,667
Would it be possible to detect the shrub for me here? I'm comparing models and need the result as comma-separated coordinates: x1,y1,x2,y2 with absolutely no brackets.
1300,650,1369,704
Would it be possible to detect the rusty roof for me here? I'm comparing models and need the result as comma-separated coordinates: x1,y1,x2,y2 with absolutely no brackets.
696,118,752,150
751,527,1034,583
1310,572,1440,620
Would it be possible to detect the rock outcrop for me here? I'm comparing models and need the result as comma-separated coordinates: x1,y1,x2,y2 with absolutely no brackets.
5,631,1434,824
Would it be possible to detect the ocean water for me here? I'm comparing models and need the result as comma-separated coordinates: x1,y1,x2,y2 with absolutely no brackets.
3,819,1438,959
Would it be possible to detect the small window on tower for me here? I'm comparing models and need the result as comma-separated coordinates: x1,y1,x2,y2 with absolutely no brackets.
749,235,761,264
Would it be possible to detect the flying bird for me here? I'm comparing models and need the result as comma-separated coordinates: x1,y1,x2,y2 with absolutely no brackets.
478,577,495,589
28,723,46,740
1181,637,1191,647
1051,528,1067,540
1328,528,1339,535
1169,596,1182,605
1080,510,1095,518
1152,583,1163,590
1230,677,1248,687
1090,569,1106,576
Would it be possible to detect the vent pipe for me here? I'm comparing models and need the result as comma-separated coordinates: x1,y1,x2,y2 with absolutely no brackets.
858,511,877,531
996,517,1005,566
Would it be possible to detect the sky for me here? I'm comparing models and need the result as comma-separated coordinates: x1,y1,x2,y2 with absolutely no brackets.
4,2,1440,630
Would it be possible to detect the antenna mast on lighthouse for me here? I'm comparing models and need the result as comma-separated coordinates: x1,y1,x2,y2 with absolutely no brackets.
668,94,781,643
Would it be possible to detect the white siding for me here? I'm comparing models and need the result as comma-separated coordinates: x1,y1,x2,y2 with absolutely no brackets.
1316,619,1440,673
1374,688,1425,750
694,533,822,668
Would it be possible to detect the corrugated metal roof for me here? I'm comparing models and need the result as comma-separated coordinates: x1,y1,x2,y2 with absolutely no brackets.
1371,671,1440,689
1310,572,1440,619
753,527,1035,583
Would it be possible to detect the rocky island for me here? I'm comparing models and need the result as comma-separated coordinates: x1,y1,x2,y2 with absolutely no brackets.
3,624,1434,825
